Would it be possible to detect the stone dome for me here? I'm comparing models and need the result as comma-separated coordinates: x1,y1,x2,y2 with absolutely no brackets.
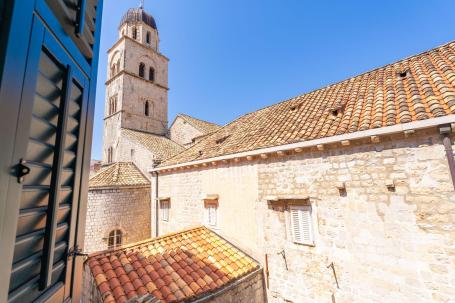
120,7,157,30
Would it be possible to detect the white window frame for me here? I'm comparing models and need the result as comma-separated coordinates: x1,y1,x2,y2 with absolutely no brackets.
206,204,217,227
289,205,314,246
161,200,170,222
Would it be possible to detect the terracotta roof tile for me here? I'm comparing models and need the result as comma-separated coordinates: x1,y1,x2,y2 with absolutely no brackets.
161,41,455,167
87,227,260,303
121,128,185,160
89,162,149,188
176,114,221,135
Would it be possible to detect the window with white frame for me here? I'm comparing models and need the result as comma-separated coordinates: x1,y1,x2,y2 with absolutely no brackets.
204,199,218,227
207,204,217,226
290,205,314,245
107,229,123,249
161,200,170,221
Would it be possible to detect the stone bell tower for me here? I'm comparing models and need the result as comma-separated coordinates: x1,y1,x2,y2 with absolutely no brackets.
103,5,169,163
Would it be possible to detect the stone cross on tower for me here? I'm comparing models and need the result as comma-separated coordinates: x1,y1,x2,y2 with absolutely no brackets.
139,0,144,9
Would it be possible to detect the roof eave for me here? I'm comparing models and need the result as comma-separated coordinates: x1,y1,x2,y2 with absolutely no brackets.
151,114,455,173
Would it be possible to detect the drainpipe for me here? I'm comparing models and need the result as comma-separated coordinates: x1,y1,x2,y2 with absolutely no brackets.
152,171,159,237
439,124,455,190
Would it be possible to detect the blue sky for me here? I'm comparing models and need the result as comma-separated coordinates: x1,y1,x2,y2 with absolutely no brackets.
91,0,455,160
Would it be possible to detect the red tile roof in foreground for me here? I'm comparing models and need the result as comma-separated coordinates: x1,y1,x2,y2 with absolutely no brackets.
87,227,260,303
161,41,455,166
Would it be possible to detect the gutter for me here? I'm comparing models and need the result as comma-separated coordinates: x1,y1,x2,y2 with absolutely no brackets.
440,124,455,190
150,114,455,173
151,170,159,237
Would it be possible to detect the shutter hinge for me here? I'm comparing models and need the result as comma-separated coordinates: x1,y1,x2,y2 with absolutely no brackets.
68,245,88,259
15,159,31,183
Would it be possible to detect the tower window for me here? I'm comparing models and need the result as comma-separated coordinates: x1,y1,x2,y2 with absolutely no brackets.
107,229,123,249
139,63,145,78
109,95,117,115
132,27,137,39
145,101,150,116
149,67,155,82
146,31,151,44
107,147,114,163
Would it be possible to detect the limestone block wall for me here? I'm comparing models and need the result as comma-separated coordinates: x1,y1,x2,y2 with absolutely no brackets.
155,128,455,303
84,186,151,253
198,270,266,303
156,163,261,259
258,130,455,303
116,135,157,176
169,116,204,146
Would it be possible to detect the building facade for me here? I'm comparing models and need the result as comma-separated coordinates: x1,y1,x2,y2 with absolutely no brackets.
152,41,455,303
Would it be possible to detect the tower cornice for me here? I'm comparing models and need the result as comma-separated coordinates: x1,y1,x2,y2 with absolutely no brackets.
107,36,169,62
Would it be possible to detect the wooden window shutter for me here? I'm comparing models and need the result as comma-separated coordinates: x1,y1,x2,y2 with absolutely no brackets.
290,205,314,245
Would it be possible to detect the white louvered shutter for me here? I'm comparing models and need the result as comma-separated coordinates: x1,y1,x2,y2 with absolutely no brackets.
208,205,217,226
290,205,314,245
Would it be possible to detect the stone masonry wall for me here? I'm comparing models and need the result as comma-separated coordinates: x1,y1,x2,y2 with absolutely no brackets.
156,163,261,259
169,116,203,146
258,129,455,303
196,270,266,303
84,186,151,253
156,128,455,303
117,135,156,176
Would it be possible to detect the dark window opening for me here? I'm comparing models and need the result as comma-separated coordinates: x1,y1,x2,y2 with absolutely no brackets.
139,63,145,77
145,101,150,116
149,67,155,82
398,70,409,78
108,229,123,249
108,147,114,163
146,31,151,44
132,27,137,39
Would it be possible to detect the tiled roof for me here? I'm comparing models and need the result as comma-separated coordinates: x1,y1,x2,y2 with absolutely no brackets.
89,162,150,188
122,128,185,160
177,114,221,135
161,41,455,166
86,227,260,303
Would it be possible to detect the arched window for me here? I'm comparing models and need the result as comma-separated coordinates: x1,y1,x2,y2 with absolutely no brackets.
108,229,123,249
149,67,155,82
132,27,137,39
146,31,151,44
145,101,150,116
139,63,145,78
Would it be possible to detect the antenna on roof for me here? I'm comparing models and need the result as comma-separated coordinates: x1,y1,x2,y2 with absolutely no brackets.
139,0,144,8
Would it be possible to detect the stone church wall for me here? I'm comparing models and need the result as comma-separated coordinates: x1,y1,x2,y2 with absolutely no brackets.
155,128,455,303
84,186,151,253
169,116,204,146
116,135,156,176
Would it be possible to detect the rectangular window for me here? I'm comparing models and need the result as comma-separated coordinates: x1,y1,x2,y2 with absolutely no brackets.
207,204,217,226
161,200,170,222
290,205,314,245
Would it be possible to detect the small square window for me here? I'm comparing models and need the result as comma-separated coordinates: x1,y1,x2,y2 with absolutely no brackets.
290,205,314,245
161,200,170,222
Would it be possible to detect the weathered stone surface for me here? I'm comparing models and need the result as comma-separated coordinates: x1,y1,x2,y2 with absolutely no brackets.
156,129,455,303
84,186,151,253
